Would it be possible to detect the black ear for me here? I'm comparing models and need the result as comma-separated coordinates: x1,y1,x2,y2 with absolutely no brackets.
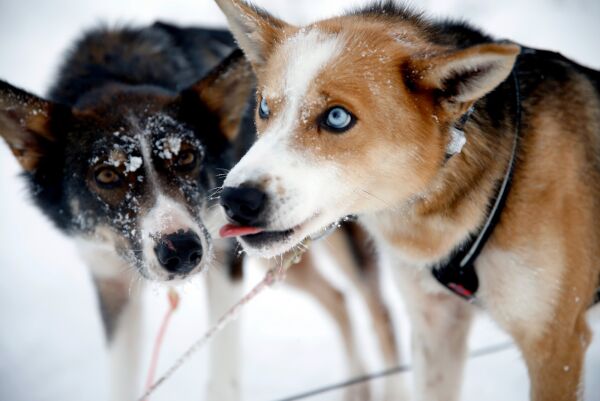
0,81,67,171
189,49,255,141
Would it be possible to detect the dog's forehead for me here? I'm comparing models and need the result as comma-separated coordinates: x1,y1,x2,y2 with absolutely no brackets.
260,25,408,118
263,28,344,99
86,113,201,157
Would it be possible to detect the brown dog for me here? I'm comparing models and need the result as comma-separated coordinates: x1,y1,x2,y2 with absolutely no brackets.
215,1,600,400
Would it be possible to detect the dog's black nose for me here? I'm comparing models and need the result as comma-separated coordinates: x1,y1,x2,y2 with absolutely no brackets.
154,230,203,275
220,186,267,226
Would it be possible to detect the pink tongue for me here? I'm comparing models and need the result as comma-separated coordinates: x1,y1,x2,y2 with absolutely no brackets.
220,224,264,238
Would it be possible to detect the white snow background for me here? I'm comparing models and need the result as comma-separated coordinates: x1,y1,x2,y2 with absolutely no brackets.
1,0,600,400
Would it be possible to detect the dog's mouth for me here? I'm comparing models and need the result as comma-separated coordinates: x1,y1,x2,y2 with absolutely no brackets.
220,213,353,254
238,229,297,248
219,213,321,251
220,223,297,248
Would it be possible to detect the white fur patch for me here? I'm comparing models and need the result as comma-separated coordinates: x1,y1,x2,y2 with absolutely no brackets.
280,29,342,105
477,247,562,342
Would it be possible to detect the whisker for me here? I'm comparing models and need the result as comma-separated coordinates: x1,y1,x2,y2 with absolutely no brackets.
208,186,224,194
356,188,397,211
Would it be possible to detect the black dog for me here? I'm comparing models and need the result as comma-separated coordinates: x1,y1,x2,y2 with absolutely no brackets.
0,22,254,400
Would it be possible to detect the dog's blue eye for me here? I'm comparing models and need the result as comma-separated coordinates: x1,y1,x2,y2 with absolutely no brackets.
259,98,270,119
324,107,354,133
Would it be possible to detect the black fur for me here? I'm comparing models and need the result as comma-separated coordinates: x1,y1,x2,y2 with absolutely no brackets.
49,22,235,105
352,0,493,48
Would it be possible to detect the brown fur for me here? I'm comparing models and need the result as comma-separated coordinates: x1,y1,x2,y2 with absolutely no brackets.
216,1,600,400
0,86,56,171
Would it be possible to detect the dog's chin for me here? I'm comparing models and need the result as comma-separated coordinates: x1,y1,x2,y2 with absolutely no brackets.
237,214,339,259
238,229,303,258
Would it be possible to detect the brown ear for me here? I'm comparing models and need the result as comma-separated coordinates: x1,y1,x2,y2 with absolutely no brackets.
0,81,64,171
215,0,290,69
191,49,255,141
406,43,520,116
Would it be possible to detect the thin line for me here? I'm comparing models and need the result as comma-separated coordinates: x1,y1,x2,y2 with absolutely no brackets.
271,342,514,401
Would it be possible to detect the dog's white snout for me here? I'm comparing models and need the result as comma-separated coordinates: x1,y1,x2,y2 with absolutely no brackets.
141,195,209,280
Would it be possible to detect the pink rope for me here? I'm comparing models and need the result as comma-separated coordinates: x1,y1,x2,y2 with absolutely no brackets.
143,289,180,401
138,243,309,401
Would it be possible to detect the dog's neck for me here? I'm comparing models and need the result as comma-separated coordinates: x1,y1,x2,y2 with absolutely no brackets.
361,80,518,268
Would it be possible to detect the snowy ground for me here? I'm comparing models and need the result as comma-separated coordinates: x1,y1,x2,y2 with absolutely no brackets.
1,1,600,401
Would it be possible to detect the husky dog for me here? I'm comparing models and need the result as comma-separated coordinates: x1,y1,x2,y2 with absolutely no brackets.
0,22,400,400
216,1,600,400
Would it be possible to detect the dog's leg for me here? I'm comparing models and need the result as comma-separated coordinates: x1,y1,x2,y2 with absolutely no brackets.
391,265,474,401
479,250,595,401
323,225,406,399
283,251,370,401
359,272,406,401
95,277,144,401
205,251,244,401
515,314,591,401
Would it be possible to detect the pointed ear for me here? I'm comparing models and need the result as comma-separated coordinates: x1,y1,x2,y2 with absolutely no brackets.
191,49,255,141
215,0,290,69
0,81,66,172
406,43,520,116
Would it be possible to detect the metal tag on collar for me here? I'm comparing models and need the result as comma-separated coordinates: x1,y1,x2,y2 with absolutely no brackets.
445,107,475,161
447,127,467,158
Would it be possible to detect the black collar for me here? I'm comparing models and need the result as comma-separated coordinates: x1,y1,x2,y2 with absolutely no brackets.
432,56,523,302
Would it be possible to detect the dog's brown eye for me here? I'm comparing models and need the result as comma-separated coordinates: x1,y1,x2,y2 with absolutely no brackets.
95,167,123,189
175,150,198,172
